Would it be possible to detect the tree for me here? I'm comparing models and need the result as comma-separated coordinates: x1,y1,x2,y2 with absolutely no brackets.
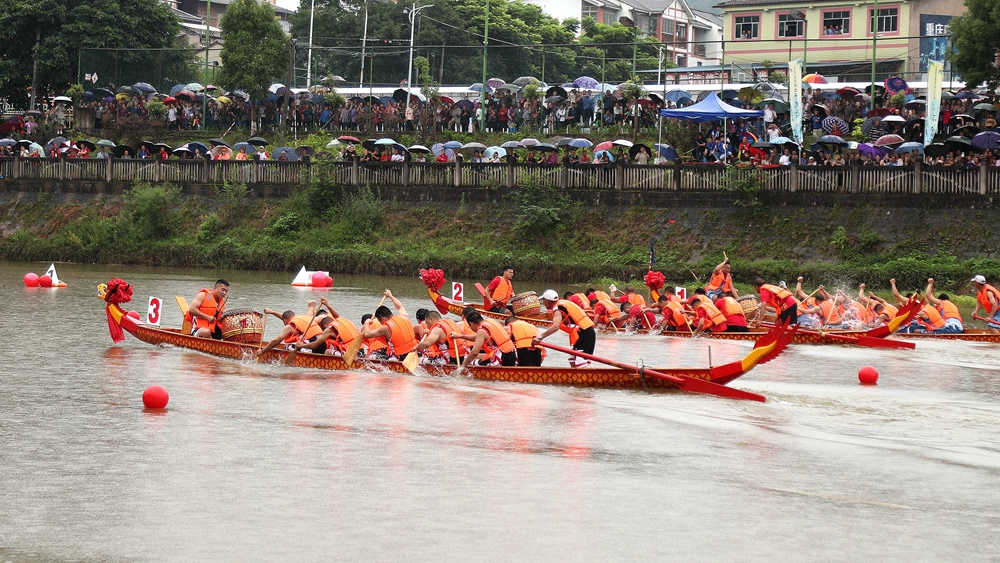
0,0,185,107
218,0,290,133
577,17,661,84
948,0,1000,90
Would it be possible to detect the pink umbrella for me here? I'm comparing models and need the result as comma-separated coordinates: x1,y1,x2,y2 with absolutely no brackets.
594,141,613,152
802,73,828,84
873,134,904,147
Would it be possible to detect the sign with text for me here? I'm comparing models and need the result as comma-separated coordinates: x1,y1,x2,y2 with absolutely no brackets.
675,287,687,300
919,15,952,73
452,282,464,302
147,296,163,326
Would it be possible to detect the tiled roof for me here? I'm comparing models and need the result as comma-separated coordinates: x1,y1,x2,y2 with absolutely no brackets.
714,0,845,7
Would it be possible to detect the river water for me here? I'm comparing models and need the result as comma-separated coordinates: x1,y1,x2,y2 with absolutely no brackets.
1,263,998,562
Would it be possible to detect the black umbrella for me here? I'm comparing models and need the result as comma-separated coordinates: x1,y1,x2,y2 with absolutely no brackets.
247,137,269,147
361,139,379,151
295,145,315,158
751,141,775,149
112,145,136,158
924,143,949,158
93,88,114,99
628,143,651,159
953,124,981,137
809,104,830,117
648,93,663,106
861,117,884,142
949,114,974,126
154,143,173,153
513,76,539,86
76,139,96,151
209,138,230,148
545,86,568,99
555,138,574,147
138,140,157,153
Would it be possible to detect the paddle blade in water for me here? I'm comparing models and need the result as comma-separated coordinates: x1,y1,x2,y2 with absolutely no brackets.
401,352,419,373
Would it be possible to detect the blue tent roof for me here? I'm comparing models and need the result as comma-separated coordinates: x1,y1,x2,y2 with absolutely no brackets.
659,91,764,122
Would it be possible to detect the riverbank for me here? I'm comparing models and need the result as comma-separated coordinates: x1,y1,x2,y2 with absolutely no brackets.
1,178,999,292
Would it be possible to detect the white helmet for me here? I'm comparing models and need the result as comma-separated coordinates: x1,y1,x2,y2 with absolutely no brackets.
540,289,559,301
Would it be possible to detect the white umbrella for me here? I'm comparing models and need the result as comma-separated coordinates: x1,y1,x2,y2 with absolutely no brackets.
612,139,634,147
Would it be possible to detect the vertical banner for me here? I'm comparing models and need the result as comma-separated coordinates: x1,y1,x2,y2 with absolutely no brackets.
788,59,803,146
925,60,943,146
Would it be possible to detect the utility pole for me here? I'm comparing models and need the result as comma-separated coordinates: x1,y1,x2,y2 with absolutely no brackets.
406,3,433,112
203,0,211,130
306,0,316,88
29,30,40,111
359,3,369,85
870,0,879,110
479,0,489,132
282,39,296,132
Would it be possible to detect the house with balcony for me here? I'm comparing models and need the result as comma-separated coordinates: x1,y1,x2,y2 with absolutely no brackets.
712,0,963,81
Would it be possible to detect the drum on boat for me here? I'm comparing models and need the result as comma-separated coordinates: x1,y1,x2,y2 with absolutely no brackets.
510,291,541,316
219,308,264,344
737,295,775,327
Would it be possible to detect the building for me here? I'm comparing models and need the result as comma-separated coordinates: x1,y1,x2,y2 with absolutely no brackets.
711,0,964,81
167,0,294,33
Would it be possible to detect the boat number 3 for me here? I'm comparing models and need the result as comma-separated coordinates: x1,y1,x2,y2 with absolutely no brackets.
452,282,464,301
147,296,163,326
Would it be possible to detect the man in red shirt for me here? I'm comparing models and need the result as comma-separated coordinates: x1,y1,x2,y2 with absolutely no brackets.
754,278,799,325
485,266,514,312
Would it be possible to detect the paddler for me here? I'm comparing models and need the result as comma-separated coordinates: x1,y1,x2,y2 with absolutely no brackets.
414,310,468,365
970,275,1000,333
590,295,627,329
654,293,691,332
705,252,739,301
534,289,597,366
257,306,325,355
360,290,417,360
610,285,647,309
753,278,798,325
187,279,229,339
690,288,728,336
295,297,361,356
506,314,543,366
924,278,963,333
485,266,515,312
714,291,748,332
458,311,518,367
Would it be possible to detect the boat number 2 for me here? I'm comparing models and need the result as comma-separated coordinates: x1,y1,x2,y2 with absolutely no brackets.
452,282,464,301
147,296,163,326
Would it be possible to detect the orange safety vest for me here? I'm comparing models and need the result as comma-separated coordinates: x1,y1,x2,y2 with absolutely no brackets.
594,298,620,324
817,300,840,324
718,296,747,325
480,317,516,354
490,277,513,304
977,284,1000,314
556,299,595,331
593,290,611,301
329,317,360,351
882,302,898,319
662,300,689,328
365,318,388,353
760,284,794,311
920,305,947,330
386,316,418,356
696,296,727,328
624,293,647,308
508,320,538,349
572,293,593,310
284,314,324,343
188,288,226,331
939,300,962,322
705,270,733,293
424,318,469,358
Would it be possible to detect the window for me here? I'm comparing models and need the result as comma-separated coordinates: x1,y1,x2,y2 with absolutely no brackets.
676,23,687,38
822,10,850,35
777,14,804,38
870,7,898,33
677,55,687,67
581,2,598,20
643,15,658,35
663,19,675,36
603,10,618,25
734,15,759,39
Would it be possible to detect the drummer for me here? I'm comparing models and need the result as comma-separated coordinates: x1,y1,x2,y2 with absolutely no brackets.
485,266,515,312
188,279,229,339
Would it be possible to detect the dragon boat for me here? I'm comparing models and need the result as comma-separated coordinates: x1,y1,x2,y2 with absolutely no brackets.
98,278,795,396
892,329,1000,342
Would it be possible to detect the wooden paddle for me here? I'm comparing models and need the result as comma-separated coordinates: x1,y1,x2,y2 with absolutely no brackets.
283,309,322,366
536,341,766,402
257,312,268,352
344,294,389,368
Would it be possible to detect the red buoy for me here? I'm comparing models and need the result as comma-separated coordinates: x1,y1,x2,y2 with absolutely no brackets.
143,385,169,409
38,274,52,288
859,366,879,385
23,272,38,287
323,274,334,287
311,271,327,287
127,310,140,320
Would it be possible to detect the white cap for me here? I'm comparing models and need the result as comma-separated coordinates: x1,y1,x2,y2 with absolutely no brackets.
972,275,987,284
540,289,559,301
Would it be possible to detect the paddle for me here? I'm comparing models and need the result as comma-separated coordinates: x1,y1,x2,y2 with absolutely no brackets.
284,308,321,366
536,341,766,402
344,294,389,368
257,312,268,352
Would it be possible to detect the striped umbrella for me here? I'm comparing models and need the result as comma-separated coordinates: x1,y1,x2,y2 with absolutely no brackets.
821,116,850,136
802,73,828,84
972,131,1000,150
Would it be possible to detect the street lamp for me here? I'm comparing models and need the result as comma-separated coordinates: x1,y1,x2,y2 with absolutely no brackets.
405,3,433,113
788,9,807,75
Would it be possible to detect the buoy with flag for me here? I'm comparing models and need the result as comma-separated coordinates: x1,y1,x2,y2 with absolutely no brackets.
26,263,68,288
290,266,333,287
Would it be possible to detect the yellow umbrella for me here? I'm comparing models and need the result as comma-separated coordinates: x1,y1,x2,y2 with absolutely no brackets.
115,93,130,101
216,96,231,104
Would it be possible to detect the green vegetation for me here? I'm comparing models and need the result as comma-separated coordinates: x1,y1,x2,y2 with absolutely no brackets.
2,177,1000,293
948,0,1000,91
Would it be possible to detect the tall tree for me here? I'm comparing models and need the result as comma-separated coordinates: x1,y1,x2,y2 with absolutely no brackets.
218,0,291,132
0,0,184,107
948,0,1000,90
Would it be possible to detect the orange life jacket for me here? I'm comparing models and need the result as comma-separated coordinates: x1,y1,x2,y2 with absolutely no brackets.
479,317,516,354
977,284,1000,314
705,270,733,293
556,299,595,331
594,298,620,324
508,320,538,349
624,293,646,308
817,300,840,324
365,318,388,353
572,293,593,310
920,305,947,330
423,318,469,358
718,296,747,326
592,290,611,301
284,314,324,343
695,296,727,329
662,300,689,328
939,300,962,322
882,302,898,319
329,317,360,351
760,284,794,311
386,316,418,356
490,277,513,304
188,288,226,331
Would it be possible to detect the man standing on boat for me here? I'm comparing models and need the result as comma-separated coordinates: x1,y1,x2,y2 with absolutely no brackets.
971,275,1000,333
361,290,418,360
534,289,597,366
753,278,798,325
485,266,515,313
187,279,229,339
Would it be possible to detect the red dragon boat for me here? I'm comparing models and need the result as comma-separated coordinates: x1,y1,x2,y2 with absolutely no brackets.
893,329,1000,343
98,278,795,397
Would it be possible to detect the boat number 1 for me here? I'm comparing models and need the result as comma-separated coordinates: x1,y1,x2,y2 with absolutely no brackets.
147,296,163,326
452,282,463,301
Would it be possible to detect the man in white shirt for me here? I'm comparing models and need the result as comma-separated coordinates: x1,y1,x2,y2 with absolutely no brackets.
778,149,791,165
763,103,775,126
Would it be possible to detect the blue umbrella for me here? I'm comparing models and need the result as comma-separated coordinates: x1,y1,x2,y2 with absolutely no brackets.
187,142,210,156
653,143,678,161
593,150,615,162
132,82,156,94
82,91,95,102
233,142,257,155
442,140,462,149
574,76,599,90
271,146,299,161
664,89,691,103
483,147,507,159
375,138,396,145
500,140,521,149
817,135,847,145
431,143,455,159
469,83,493,93
379,96,395,105
169,84,186,96
894,142,924,155
569,138,593,148
0,139,16,147
815,91,837,101
770,136,795,145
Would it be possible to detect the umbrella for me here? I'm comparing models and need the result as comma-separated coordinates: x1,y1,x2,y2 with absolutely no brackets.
500,140,522,149
211,146,231,158
216,96,232,104
949,114,974,126
76,139,96,151
172,145,194,156
759,98,789,113
628,144,651,159
443,140,463,149
593,141,613,152
45,136,67,153
924,143,949,158
836,87,861,98
815,92,837,102
857,143,887,159
821,116,850,135
58,141,78,154
96,139,116,148
175,90,195,101
569,138,593,148
24,142,44,155
653,144,678,161
454,99,475,112
546,86,568,99
874,134,904,147
268,83,285,94
865,84,886,96
519,138,540,147
884,77,908,95
295,145,315,158
954,124,981,137
880,115,907,124
972,131,1000,149
132,82,156,94
974,103,998,112
188,142,210,155
544,96,564,105
802,73,828,84
336,135,360,144
137,140,157,154
529,143,558,152
169,84,186,95
593,150,614,162
115,93,130,101
461,142,487,151
93,88,114,99
817,135,847,146
408,144,431,153
375,138,397,146
941,90,957,100
495,84,521,93
612,139,634,147
325,140,341,149
486,78,506,89
720,89,738,101
513,76,539,86
361,139,379,151
116,86,135,95
574,76,599,90
809,104,830,117
209,138,230,148
184,82,204,92
0,139,16,147
233,142,257,155
483,147,506,160
468,83,492,93
52,96,72,103
154,143,172,153
861,117,884,141
945,136,975,152
664,89,691,103
751,141,775,149
271,147,299,161
162,96,177,104
554,138,573,147
904,99,927,110
737,86,763,104
895,142,924,155
232,90,250,100
854,93,871,104
954,89,980,100
112,145,136,158
866,107,893,117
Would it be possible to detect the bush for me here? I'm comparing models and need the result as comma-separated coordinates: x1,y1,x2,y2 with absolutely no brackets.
270,212,301,236
121,183,182,241
512,175,575,240
342,186,383,240
197,213,221,243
